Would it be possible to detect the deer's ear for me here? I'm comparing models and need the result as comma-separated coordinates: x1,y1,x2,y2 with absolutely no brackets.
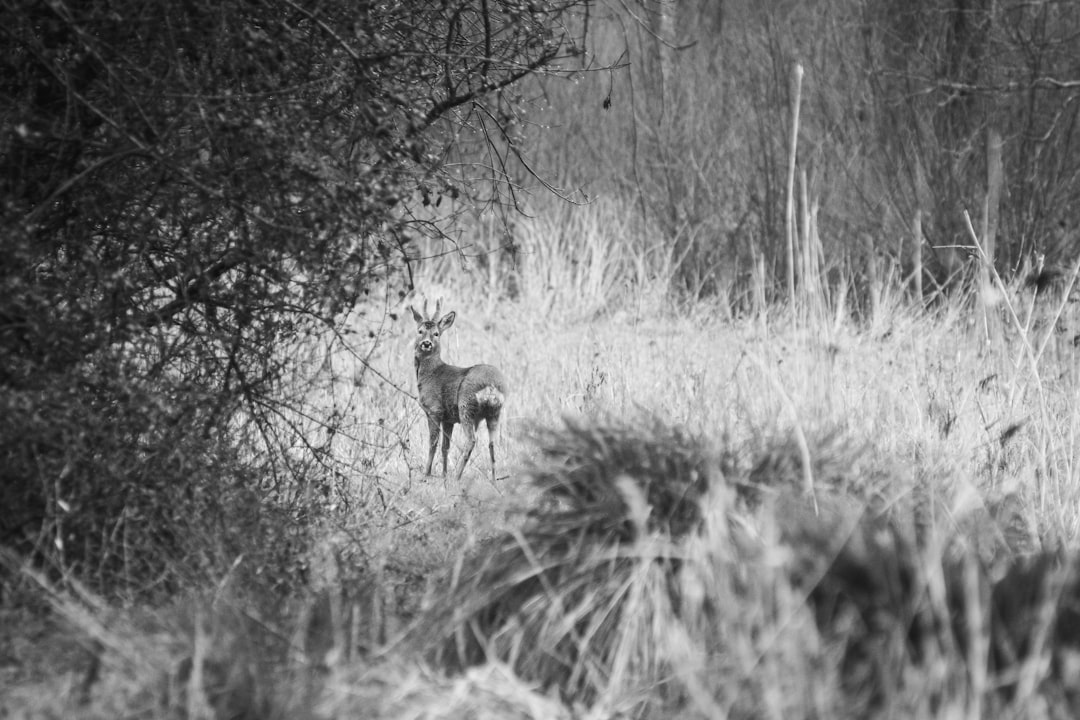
438,311,456,330
410,306,424,324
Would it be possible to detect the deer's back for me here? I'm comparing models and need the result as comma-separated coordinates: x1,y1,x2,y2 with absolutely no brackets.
418,362,506,424
459,364,507,419
460,362,501,403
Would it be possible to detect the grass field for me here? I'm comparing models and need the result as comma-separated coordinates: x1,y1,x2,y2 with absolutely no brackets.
4,211,1080,718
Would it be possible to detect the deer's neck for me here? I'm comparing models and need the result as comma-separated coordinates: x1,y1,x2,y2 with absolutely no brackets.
415,352,445,384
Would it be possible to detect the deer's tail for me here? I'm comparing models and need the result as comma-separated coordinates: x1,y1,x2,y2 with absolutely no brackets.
475,385,505,409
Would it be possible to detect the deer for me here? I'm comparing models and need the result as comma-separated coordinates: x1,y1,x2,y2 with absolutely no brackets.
410,299,507,483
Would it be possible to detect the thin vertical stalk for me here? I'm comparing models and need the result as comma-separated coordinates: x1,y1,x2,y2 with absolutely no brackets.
785,63,804,311
913,209,924,305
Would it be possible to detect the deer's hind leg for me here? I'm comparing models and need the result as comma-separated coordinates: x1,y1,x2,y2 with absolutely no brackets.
484,413,500,482
454,418,479,483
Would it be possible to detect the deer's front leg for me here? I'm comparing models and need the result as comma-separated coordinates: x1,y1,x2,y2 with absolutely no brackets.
440,421,455,477
424,414,440,476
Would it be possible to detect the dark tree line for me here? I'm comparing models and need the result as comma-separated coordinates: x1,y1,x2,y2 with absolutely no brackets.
865,0,1080,279
538,0,1080,304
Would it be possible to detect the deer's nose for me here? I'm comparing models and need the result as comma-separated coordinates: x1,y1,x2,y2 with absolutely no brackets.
419,339,433,352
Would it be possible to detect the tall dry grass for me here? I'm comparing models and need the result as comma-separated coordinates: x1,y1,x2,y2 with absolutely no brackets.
4,196,1080,718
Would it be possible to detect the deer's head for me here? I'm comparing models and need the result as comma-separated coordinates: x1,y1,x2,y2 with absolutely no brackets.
411,299,456,360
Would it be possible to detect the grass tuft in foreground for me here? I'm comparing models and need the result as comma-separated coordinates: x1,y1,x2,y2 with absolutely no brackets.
403,415,1080,718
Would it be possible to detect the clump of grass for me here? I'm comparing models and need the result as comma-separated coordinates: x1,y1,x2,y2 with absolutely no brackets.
743,426,881,507
406,416,837,713
405,415,1080,718
527,415,718,540
405,416,725,712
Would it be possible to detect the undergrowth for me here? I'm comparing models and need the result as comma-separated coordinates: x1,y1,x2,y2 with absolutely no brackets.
3,203,1079,718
